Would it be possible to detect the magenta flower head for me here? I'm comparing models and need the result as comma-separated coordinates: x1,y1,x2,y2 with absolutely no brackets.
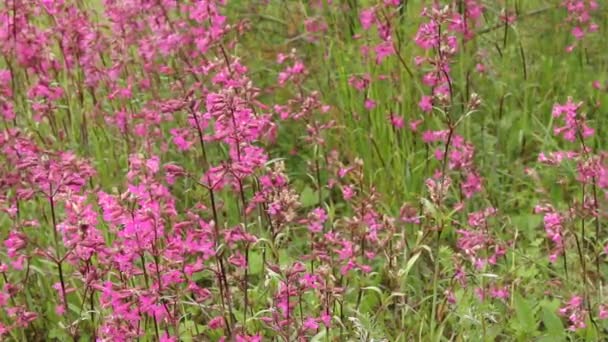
552,97,594,142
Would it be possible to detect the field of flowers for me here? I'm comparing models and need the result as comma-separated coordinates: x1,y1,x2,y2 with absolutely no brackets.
0,0,607,341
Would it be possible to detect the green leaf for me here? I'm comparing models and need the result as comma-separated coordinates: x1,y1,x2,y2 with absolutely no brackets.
420,198,438,218
541,302,564,338
584,321,598,340
513,293,537,333
300,186,315,207
310,329,327,342
249,249,264,275
486,325,503,341
536,337,557,342
77,333,92,342
300,186,320,208
179,320,206,338
399,252,421,280
361,286,383,298
49,327,70,340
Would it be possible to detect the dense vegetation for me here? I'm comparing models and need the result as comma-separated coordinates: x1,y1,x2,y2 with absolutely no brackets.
0,0,607,340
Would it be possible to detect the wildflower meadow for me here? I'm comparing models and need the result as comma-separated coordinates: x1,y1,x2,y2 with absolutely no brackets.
0,0,607,340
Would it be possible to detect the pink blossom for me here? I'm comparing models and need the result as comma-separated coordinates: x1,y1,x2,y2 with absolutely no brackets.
418,95,433,112
559,296,587,331
303,317,319,330
208,316,225,329
307,207,328,233
389,114,404,129
364,98,376,110
599,305,608,320
359,8,376,30
374,41,395,64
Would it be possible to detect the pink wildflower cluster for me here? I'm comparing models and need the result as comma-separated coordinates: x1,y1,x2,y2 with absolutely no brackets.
457,207,504,269
534,204,567,263
536,98,608,264
452,207,509,303
552,97,594,142
536,95,608,330
414,2,483,112
562,0,600,52
358,4,397,65
559,296,588,330
422,131,483,201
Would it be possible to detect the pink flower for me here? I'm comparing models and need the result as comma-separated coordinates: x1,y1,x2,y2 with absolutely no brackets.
364,98,376,110
160,333,177,342
552,97,594,142
559,296,587,331
374,41,395,64
55,305,66,316
418,95,433,113
389,114,404,129
461,172,483,198
320,313,332,327
500,11,517,24
228,251,248,269
562,0,599,51
307,207,328,233
208,316,225,329
303,317,319,330
409,119,423,131
445,289,456,304
599,305,608,320
235,335,262,342
348,74,371,91
414,21,439,50
304,18,328,42
399,203,420,224
360,8,376,30
489,286,509,300
572,26,585,40
589,23,599,32
342,185,355,200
